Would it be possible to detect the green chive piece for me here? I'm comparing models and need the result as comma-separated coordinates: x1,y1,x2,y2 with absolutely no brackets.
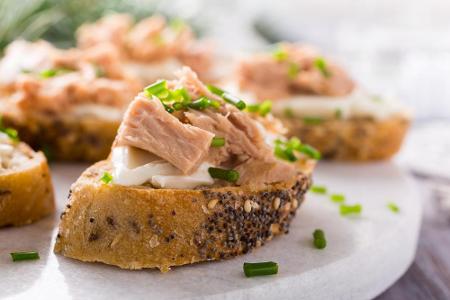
208,167,239,183
259,100,272,117
40,68,72,78
10,251,40,262
100,172,113,184
246,103,260,113
298,144,321,160
144,80,167,98
272,45,288,62
211,137,225,147
206,84,225,96
40,69,57,78
0,117,19,142
387,202,400,213
222,93,246,110
330,194,346,203
274,143,297,162
340,204,362,216
288,62,300,79
303,116,323,125
283,107,295,118
335,108,343,119
169,18,186,32
313,229,327,249
243,261,278,277
314,57,331,78
95,65,106,77
188,97,209,110
311,185,327,194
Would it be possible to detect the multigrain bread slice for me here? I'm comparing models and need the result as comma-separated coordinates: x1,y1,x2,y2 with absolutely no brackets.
54,160,311,272
280,114,410,160
0,142,54,227
1,110,120,162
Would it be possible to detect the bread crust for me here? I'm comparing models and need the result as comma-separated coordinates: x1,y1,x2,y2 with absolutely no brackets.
54,160,311,272
2,112,119,162
0,145,55,227
279,115,410,160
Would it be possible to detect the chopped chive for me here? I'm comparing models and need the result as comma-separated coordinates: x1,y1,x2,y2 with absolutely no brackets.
340,204,362,216
162,102,174,113
387,202,400,213
40,69,57,78
274,143,297,162
246,101,271,117
288,62,300,79
211,137,225,147
100,172,113,184
206,84,225,96
246,103,260,113
272,46,288,62
3,127,19,142
243,261,278,277
330,194,346,203
298,144,321,160
188,97,211,110
303,116,323,125
0,117,19,142
222,93,246,110
10,251,40,262
208,167,239,183
95,65,106,77
335,108,343,119
259,100,272,117
169,18,185,32
311,185,327,194
314,57,331,78
313,229,327,249
40,68,72,78
283,107,295,118
144,80,167,98
172,102,185,111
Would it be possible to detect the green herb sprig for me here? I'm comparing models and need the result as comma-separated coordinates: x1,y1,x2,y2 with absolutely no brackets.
275,138,321,162
243,261,278,277
313,229,327,249
100,171,113,184
246,100,272,117
10,251,40,262
340,204,362,216
314,57,331,78
208,167,239,183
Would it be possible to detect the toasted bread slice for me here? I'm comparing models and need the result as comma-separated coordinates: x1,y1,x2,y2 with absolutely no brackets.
280,114,410,161
54,160,311,272
0,142,54,227
1,110,119,162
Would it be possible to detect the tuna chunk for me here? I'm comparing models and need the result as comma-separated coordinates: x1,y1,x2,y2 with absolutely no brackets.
238,43,355,100
235,158,297,186
115,94,214,174
184,106,272,167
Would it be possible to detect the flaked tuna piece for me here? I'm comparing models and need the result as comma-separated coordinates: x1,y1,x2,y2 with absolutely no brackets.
115,94,214,174
77,14,133,51
235,158,297,186
185,108,272,167
76,14,214,81
172,67,221,101
237,43,355,100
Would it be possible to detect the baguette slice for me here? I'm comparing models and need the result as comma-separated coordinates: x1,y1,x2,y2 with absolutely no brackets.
0,142,55,227
1,109,119,162
54,160,311,272
281,114,410,161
